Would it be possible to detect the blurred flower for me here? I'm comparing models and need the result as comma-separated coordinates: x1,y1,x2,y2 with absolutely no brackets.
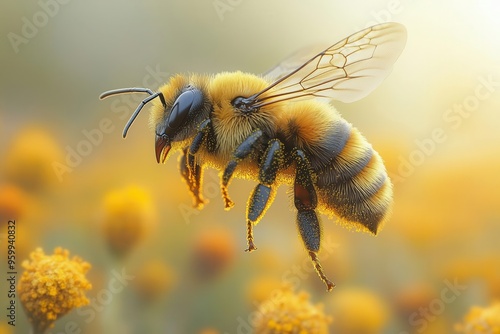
443,255,500,299
133,259,176,302
253,287,332,334
0,184,40,259
246,275,286,305
328,287,389,334
18,247,92,334
0,322,13,334
198,328,220,334
0,183,28,221
190,228,236,281
393,283,451,334
101,185,155,258
393,282,436,320
3,126,62,191
455,301,500,333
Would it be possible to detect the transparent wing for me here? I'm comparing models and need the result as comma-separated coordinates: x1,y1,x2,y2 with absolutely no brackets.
253,22,407,108
263,44,326,82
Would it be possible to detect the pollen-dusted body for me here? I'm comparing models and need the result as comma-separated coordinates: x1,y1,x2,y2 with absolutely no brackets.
100,22,406,290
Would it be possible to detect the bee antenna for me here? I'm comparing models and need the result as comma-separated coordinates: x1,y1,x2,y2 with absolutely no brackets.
99,88,167,138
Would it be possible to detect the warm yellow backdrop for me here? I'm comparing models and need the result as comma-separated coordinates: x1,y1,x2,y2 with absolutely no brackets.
1,1,499,333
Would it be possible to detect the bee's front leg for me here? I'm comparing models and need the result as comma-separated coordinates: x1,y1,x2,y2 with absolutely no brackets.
187,119,211,181
294,149,335,291
180,148,205,209
180,119,212,209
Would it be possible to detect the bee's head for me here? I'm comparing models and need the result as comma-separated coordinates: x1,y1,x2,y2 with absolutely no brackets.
153,84,204,163
100,78,205,164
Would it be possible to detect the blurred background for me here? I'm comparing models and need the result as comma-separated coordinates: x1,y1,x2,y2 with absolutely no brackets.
1,0,499,333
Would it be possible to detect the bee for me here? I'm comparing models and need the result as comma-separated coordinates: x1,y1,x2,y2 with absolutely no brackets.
100,22,406,291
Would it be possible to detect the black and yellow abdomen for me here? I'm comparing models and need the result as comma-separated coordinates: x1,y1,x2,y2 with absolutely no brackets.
278,100,393,235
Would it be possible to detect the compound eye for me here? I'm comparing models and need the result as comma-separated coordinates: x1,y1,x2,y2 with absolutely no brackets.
167,88,203,130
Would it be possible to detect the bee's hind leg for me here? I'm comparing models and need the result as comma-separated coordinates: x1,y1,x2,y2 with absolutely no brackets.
294,149,335,291
221,129,263,210
180,148,205,209
245,139,285,252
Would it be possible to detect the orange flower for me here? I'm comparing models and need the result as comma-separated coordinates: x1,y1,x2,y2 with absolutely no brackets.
0,184,28,221
190,228,236,281
198,328,220,334
0,321,14,334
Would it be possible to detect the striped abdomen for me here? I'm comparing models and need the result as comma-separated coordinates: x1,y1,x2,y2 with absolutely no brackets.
312,118,393,234
278,100,393,234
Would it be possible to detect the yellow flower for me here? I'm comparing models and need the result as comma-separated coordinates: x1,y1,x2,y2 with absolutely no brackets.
328,287,389,334
246,275,286,305
3,126,62,191
253,287,332,334
101,185,155,258
133,259,176,302
455,301,500,333
18,247,92,333
443,256,500,300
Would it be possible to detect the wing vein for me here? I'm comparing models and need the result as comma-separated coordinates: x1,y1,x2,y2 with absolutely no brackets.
246,23,406,109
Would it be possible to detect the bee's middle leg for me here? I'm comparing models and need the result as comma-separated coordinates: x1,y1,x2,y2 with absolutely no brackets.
245,139,285,252
221,129,263,210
